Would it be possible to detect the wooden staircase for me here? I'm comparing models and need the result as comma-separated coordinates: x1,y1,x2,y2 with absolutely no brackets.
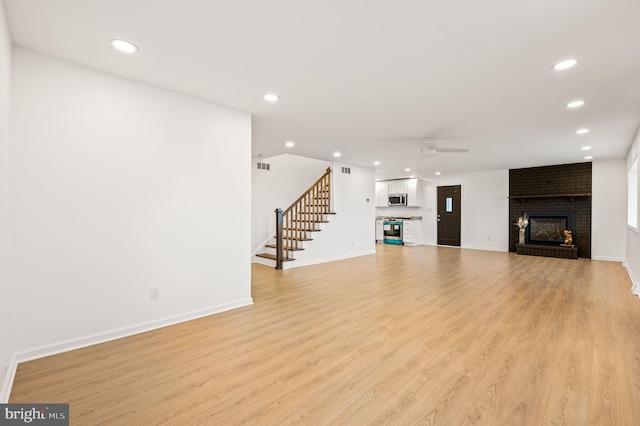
256,167,336,269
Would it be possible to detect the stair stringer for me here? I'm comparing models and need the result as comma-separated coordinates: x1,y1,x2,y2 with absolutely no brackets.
252,220,332,268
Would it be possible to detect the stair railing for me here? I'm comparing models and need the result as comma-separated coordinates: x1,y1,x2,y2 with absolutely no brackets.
275,167,331,269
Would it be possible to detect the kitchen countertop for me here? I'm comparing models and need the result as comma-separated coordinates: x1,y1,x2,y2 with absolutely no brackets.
376,216,422,220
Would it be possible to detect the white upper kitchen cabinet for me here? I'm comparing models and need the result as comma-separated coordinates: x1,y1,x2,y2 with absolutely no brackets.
376,179,421,207
375,182,389,207
388,181,408,195
407,179,421,207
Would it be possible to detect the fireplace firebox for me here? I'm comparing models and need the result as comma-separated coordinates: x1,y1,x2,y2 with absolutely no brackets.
528,216,567,244
524,211,574,246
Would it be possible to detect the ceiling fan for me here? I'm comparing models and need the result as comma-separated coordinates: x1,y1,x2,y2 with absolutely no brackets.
419,137,470,157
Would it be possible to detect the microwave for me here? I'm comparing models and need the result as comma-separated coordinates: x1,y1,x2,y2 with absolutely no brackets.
388,193,407,206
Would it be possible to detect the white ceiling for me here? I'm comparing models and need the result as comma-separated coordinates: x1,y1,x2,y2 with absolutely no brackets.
5,0,640,180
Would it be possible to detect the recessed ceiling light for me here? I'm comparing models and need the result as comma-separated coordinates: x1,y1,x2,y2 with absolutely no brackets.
373,161,380,166
566,100,585,108
110,39,138,53
435,171,441,175
264,94,279,102
584,156,593,160
576,128,589,135
285,141,295,148
405,168,411,172
553,58,578,70
333,152,341,157
581,146,591,151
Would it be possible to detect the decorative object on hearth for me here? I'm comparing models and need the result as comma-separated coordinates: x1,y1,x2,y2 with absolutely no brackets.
514,212,529,245
561,230,576,248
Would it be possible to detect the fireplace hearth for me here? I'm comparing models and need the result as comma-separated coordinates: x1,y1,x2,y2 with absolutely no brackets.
518,212,577,258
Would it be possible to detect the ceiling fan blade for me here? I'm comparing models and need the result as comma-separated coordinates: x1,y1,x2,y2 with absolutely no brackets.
435,148,470,153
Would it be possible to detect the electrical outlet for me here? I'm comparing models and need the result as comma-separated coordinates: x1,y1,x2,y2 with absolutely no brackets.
150,287,159,301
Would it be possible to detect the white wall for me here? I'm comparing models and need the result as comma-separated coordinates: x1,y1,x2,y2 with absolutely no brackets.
592,160,627,261
252,154,330,253
289,162,376,266
626,128,640,295
11,49,252,357
422,184,437,244
252,156,376,267
376,165,628,261
0,0,15,402
381,170,509,251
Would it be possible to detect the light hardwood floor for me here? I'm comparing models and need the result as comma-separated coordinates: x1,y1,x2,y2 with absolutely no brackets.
10,244,640,425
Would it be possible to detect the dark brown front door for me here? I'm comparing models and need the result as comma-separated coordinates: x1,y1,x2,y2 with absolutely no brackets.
437,185,461,246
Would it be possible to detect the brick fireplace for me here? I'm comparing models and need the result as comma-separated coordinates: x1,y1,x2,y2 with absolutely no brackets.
509,162,591,258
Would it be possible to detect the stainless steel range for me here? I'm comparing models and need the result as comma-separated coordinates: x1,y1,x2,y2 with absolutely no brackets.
383,219,403,244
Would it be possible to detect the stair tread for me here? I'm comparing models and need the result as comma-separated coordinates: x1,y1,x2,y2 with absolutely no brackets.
299,211,337,214
283,227,321,232
265,244,304,251
283,236,314,241
256,253,295,261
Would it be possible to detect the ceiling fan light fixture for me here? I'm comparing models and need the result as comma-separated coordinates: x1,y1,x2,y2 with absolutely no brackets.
419,147,438,157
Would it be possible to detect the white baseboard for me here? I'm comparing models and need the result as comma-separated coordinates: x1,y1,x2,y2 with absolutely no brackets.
0,354,18,403
253,250,377,269
407,243,507,252
284,250,376,269
461,245,509,253
623,261,640,297
591,256,625,262
11,298,253,367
